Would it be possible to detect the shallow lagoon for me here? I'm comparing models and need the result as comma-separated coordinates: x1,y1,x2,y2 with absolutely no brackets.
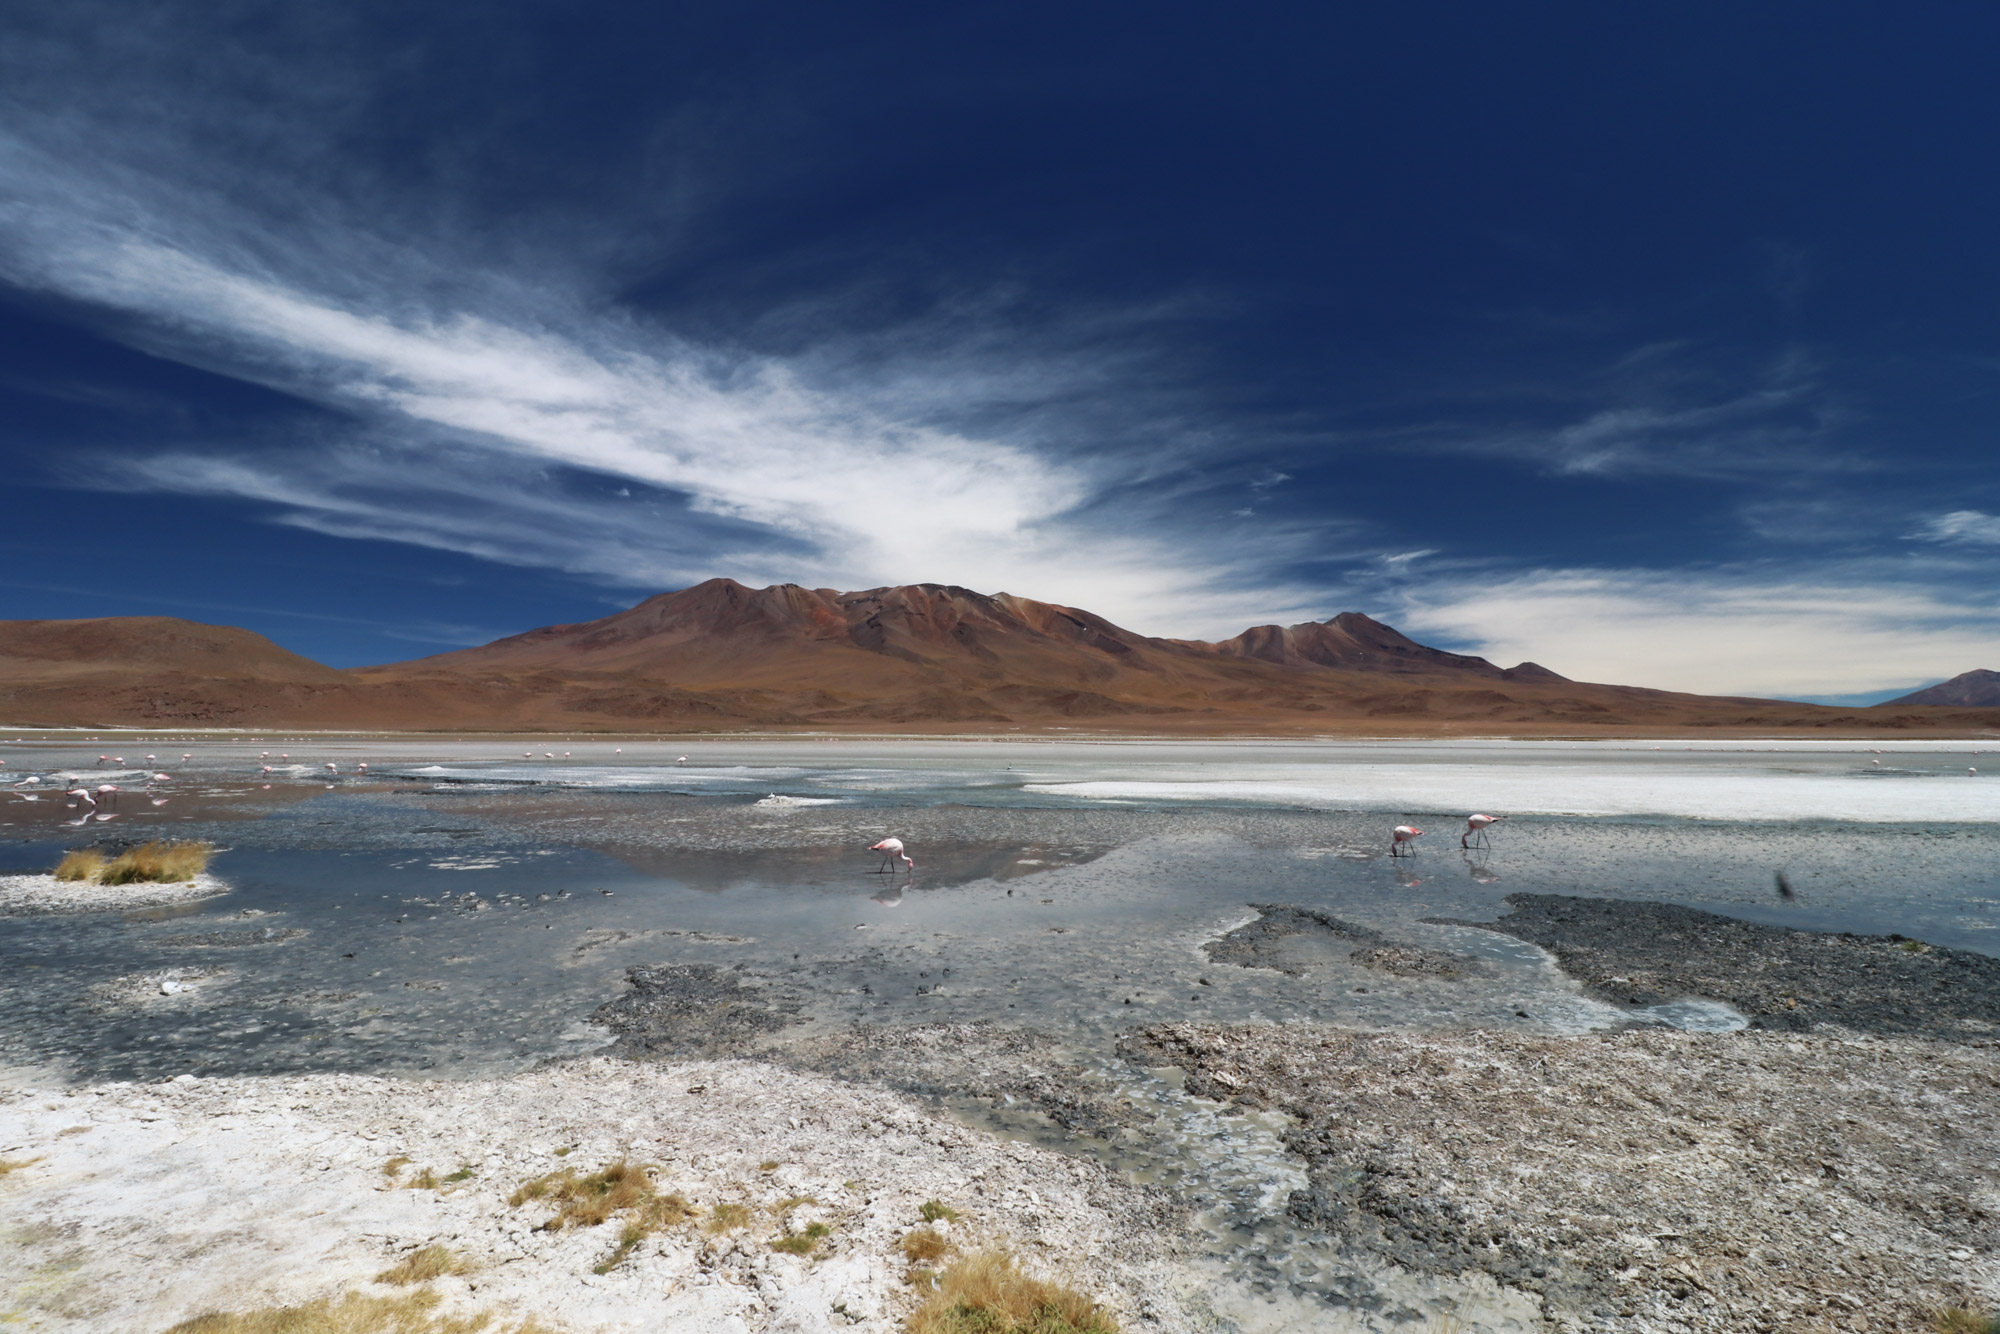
3,735,1997,1329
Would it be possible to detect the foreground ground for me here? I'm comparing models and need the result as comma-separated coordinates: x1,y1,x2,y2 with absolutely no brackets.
1126,1024,2000,1333
0,1058,1190,1334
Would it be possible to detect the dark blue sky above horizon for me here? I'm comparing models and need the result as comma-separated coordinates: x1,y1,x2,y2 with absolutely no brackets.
3,3,1998,701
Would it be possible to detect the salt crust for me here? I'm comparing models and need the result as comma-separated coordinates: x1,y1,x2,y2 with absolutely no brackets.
0,1057,1194,1334
0,872,229,916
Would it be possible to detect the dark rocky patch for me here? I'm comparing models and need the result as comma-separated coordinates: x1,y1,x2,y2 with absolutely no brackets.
1346,944,1478,979
1202,902,1383,975
1440,892,2000,1038
591,962,803,1057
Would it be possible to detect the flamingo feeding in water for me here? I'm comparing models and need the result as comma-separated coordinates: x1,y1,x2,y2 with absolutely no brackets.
868,837,915,872
1391,825,1423,857
1462,813,1505,849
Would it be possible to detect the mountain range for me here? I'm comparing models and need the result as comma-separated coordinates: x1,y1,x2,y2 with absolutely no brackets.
2,579,1995,734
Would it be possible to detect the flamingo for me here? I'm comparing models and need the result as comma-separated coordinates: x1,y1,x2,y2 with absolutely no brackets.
868,837,915,872
357,763,367,772
1391,824,1423,857
65,785,96,808
1462,813,1505,849
325,762,338,773
261,766,272,775
145,754,156,763
96,784,120,808
182,754,192,762
677,755,688,766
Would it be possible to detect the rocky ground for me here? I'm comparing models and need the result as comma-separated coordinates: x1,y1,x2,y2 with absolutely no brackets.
0,1057,1196,1334
1124,1022,2000,1333
1447,893,2000,1038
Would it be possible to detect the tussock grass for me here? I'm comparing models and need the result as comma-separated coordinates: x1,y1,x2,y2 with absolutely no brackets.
906,1251,1117,1334
901,1227,951,1264
1936,1310,2000,1334
507,1160,693,1273
918,1200,962,1224
770,1194,818,1213
99,839,212,884
703,1201,751,1234
382,1157,412,1178
758,1159,781,1172
53,849,107,882
165,1289,557,1333
377,1245,477,1286
0,1155,44,1178
770,1222,832,1256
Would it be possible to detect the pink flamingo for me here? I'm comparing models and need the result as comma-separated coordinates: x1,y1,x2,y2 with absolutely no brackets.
1462,813,1505,849
1391,824,1423,857
65,785,96,808
869,837,915,872
96,784,120,808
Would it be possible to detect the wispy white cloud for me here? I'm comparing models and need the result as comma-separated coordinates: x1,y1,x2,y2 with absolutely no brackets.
1914,509,2000,546
0,117,1346,638
1396,566,2000,696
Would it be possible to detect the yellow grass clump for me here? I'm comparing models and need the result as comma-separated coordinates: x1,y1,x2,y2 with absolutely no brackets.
53,849,107,881
906,1251,1117,1334
1936,1309,2000,1334
376,1245,477,1286
98,839,213,884
508,1160,694,1273
165,1289,557,1333
901,1227,951,1264
0,1155,44,1178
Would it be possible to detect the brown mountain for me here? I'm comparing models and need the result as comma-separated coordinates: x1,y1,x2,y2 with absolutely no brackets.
1878,669,2000,708
3,582,1997,735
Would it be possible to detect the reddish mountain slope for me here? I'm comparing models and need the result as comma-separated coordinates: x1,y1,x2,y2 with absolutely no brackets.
4,584,1995,734
0,617,340,683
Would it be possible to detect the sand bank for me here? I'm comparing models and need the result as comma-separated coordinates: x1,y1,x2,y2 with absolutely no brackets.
0,872,228,916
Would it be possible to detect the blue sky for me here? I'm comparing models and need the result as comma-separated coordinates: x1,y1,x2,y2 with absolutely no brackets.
3,3,1998,701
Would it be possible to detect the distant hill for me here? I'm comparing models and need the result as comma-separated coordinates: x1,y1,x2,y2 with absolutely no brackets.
3,583,1997,734
1878,669,2000,708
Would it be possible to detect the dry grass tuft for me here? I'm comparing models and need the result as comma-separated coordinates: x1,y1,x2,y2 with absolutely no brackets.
0,1155,44,1178
918,1200,962,1224
906,1251,1116,1334
770,1222,832,1256
769,1194,818,1213
165,1289,557,1333
703,1201,751,1234
96,840,213,885
376,1245,477,1286
758,1159,781,1172
1936,1310,2000,1334
382,1156,412,1178
901,1227,951,1264
53,849,107,882
508,1160,693,1273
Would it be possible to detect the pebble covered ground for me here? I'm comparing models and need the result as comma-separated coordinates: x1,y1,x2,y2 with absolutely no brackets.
1124,1022,2000,1333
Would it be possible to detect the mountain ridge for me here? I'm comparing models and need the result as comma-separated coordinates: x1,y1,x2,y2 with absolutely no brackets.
2,581,1995,734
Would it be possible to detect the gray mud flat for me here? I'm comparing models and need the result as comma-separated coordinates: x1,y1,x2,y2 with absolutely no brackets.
591,962,804,1057
1446,893,2000,1037
1126,1022,2000,1333
1206,903,1481,982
